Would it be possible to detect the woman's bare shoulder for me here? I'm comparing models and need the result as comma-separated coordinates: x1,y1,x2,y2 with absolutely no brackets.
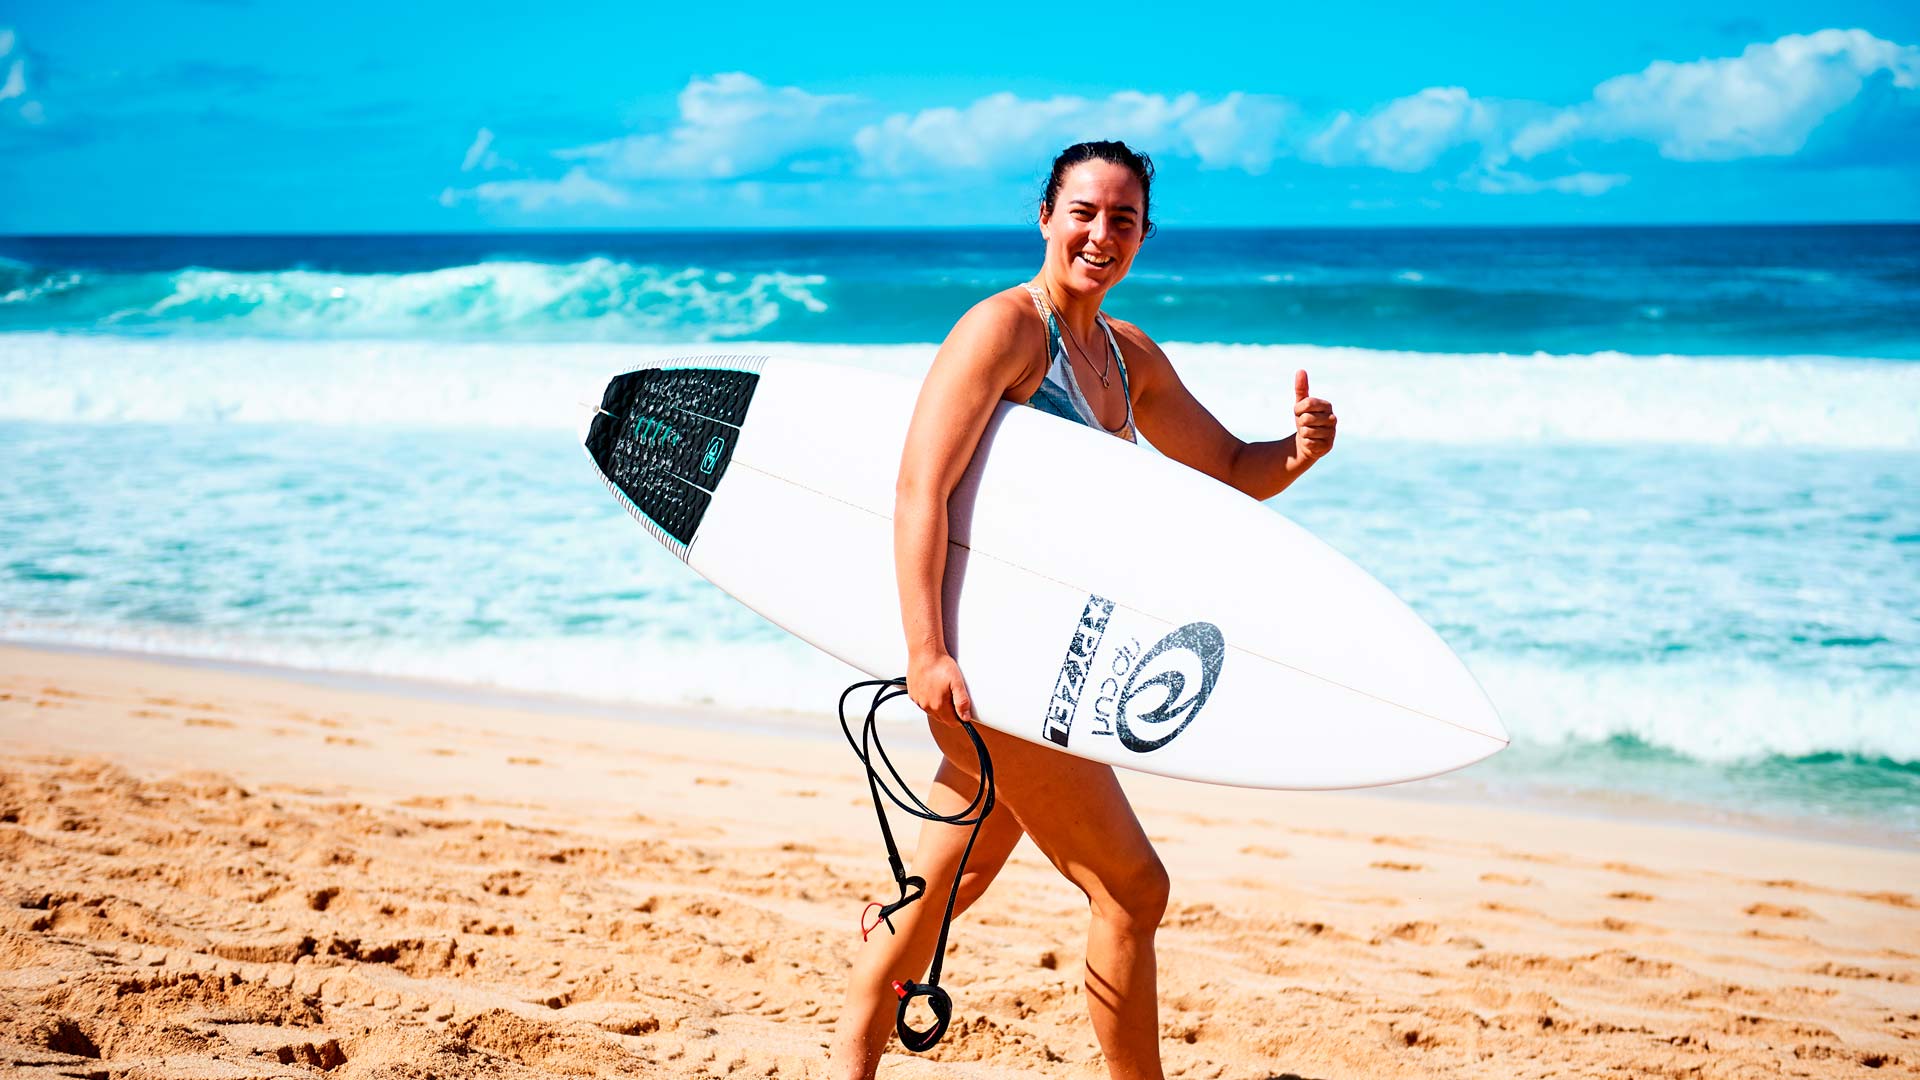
937,287,1047,384
949,287,1043,346
1101,315,1166,357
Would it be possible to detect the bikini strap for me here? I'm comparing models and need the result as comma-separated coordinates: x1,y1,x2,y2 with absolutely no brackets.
1022,283,1059,347
1022,282,1050,322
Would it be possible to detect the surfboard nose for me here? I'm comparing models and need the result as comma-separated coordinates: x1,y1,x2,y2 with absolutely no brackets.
1421,701,1510,781
1445,663,1509,747
1474,697,1509,747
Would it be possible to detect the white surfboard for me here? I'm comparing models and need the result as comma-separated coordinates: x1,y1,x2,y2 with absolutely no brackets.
585,354,1506,789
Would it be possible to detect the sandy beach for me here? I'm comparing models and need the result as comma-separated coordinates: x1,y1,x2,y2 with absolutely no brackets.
1,642,1914,1078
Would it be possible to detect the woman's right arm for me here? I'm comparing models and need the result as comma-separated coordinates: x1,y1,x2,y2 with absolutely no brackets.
896,299,1035,726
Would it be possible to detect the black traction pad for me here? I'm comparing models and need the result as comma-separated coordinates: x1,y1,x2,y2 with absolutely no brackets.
585,360,763,555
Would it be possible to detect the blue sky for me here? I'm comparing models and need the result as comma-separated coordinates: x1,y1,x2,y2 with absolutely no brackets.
2,1,1917,232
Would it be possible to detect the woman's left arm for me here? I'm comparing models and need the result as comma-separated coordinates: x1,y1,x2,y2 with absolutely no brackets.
1115,320,1337,500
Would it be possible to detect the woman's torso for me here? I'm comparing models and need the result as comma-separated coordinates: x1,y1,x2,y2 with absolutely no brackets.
1017,283,1137,443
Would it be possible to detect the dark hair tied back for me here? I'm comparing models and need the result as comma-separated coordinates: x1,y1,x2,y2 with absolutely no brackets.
1041,140,1156,239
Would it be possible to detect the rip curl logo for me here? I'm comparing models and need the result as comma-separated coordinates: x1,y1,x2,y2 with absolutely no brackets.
700,435,725,475
1114,623,1226,753
1043,598,1225,753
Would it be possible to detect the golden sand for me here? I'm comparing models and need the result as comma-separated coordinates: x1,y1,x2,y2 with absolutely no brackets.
1,645,1915,1078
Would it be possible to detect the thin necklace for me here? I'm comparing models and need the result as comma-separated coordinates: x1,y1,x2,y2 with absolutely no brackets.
1038,283,1113,389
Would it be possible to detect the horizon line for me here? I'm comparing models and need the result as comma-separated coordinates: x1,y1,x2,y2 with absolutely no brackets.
4,220,1919,241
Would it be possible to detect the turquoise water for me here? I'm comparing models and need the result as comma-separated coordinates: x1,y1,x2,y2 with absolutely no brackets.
1,227,1917,841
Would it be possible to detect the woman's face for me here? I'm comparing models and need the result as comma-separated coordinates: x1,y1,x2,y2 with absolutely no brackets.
1040,160,1146,297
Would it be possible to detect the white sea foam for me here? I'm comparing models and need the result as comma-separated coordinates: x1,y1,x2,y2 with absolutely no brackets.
2,334,1917,449
5,615,1914,765
1470,655,1920,765
1,260,833,340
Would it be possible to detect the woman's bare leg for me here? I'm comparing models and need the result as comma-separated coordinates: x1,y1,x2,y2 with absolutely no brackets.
927,722,1169,1080
829,723,1168,1080
828,754,1025,1079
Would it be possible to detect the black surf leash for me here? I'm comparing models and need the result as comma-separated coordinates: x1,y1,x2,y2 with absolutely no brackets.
838,677,996,1053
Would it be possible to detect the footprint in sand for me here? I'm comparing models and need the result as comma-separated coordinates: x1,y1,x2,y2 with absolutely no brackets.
1807,961,1914,984
1480,872,1535,886
1601,860,1663,878
1745,902,1821,921
1595,916,1664,934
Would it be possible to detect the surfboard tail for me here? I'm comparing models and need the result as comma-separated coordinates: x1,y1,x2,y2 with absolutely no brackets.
585,356,769,560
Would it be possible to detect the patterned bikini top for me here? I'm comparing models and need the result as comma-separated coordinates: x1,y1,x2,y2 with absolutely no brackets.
1022,283,1137,443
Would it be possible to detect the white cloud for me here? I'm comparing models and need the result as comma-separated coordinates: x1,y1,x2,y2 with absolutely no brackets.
1178,92,1295,173
0,25,42,124
852,89,1294,176
1296,85,1635,196
1287,29,1919,197
1513,28,1920,161
441,166,629,211
451,83,1297,220
437,31,1919,219
556,72,856,180
1465,164,1630,196
854,93,1084,175
1305,86,1498,172
460,127,497,172
1508,111,1582,159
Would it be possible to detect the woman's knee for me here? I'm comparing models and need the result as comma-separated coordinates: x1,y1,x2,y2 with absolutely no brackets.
1090,854,1170,931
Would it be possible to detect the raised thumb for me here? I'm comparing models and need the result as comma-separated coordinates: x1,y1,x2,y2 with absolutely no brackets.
1294,369,1310,402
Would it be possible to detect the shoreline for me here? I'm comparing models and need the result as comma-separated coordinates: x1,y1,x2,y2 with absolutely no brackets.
3,637,1909,853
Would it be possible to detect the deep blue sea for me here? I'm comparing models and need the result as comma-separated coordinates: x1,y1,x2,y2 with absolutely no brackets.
2,226,1916,841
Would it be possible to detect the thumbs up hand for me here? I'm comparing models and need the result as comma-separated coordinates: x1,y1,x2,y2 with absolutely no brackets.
1293,369,1337,462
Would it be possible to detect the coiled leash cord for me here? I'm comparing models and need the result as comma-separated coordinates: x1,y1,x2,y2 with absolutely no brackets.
838,677,996,1053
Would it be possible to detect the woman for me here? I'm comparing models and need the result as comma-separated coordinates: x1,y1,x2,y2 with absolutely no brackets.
830,141,1338,1079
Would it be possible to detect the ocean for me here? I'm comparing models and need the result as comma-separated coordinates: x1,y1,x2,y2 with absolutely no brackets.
2,225,1916,842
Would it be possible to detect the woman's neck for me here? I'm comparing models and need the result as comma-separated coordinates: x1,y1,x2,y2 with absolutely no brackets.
1033,268,1106,344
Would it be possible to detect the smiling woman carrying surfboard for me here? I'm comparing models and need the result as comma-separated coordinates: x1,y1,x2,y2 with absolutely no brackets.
585,140,1503,1076
833,141,1335,1080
